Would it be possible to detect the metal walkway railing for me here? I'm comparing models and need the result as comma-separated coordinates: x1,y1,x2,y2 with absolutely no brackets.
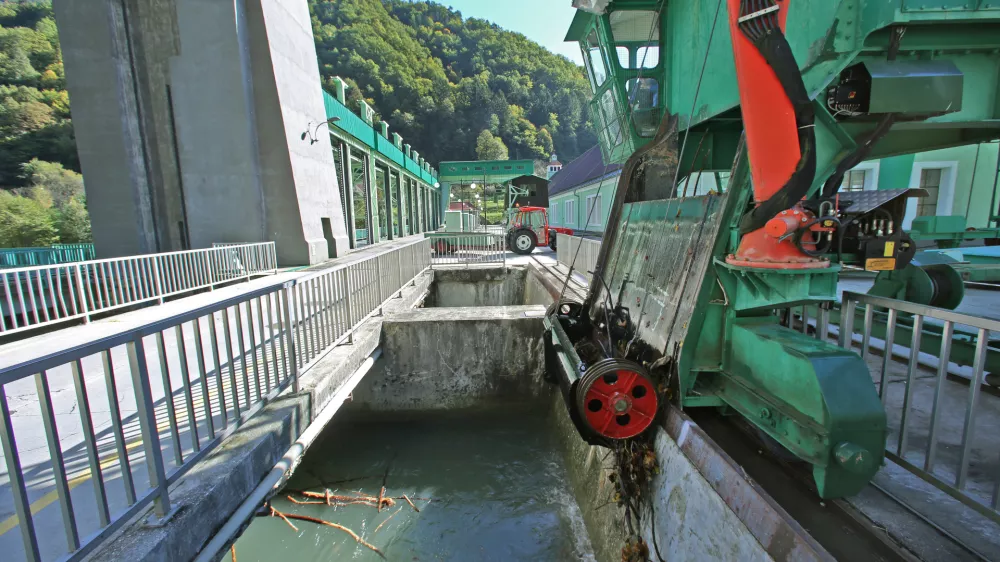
0,243,277,336
0,238,430,562
555,233,601,282
427,232,506,267
0,245,96,270
785,293,1000,525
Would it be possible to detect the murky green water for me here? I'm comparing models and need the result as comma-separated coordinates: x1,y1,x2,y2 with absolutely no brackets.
229,409,595,561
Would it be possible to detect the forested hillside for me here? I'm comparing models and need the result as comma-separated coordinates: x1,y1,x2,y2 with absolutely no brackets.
0,1,89,247
0,0,595,247
311,0,596,164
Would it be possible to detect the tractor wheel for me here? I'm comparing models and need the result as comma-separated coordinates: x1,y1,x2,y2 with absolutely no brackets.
549,234,557,251
509,229,537,255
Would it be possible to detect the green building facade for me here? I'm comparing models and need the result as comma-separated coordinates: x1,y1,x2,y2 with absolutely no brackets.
324,78,442,248
549,142,999,236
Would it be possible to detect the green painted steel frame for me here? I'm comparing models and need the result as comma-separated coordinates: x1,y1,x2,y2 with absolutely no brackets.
323,90,441,248
574,0,1000,172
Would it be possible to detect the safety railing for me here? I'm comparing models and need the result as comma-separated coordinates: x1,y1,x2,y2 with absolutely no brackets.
427,232,506,268
556,233,601,281
0,242,277,336
0,238,430,562
827,292,1000,524
0,244,96,269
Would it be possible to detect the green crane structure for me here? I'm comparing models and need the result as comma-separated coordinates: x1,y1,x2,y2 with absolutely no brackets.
545,0,1000,499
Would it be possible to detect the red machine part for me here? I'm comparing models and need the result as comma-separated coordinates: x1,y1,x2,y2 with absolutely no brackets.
723,0,829,270
579,368,658,440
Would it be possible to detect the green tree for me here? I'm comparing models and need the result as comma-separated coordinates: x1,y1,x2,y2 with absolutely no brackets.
0,189,56,247
0,2,78,186
475,129,508,161
54,195,91,243
22,157,83,207
309,0,597,166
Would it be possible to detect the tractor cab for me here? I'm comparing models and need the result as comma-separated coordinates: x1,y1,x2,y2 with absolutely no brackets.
506,206,575,255
507,206,549,255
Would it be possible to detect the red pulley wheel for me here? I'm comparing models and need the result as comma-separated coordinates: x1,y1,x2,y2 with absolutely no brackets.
575,359,658,440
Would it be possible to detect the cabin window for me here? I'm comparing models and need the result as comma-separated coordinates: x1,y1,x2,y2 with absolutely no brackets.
625,78,659,138
610,11,659,42
599,89,624,148
586,29,608,91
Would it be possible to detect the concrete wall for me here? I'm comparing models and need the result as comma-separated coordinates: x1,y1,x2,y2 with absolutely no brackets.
54,0,349,264
350,306,549,411
54,0,162,256
425,267,527,307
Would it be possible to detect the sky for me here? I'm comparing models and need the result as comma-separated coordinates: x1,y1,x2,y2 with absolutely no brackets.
417,0,584,65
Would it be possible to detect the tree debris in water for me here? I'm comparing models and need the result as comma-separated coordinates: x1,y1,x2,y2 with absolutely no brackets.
402,494,420,512
373,506,404,535
290,489,396,509
607,439,662,562
270,506,299,532
269,507,386,560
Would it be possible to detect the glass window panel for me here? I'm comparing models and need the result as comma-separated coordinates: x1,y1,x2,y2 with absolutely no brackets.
839,169,868,193
610,10,660,42
917,168,943,217
600,89,623,148
616,46,630,69
587,30,607,88
636,45,660,69
625,78,659,138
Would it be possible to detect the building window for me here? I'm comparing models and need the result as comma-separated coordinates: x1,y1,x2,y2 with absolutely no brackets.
917,168,943,217
565,200,576,226
839,169,868,192
585,194,603,228
550,205,559,225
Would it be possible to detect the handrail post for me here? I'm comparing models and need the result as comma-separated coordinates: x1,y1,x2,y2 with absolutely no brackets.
396,247,404,298
75,264,90,323
126,337,172,518
376,257,384,316
281,284,299,393
205,250,215,290
343,267,354,344
153,256,165,304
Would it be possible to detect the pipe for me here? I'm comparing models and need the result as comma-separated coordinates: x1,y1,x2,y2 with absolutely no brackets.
195,348,383,562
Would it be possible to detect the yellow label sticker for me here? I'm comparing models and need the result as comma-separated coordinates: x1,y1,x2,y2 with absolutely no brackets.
866,258,896,271
884,242,895,257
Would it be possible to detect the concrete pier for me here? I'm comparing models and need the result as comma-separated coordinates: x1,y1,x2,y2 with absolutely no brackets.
53,0,349,264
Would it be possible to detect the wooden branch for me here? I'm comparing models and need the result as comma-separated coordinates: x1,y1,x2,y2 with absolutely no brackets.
373,506,404,535
270,506,300,532
273,510,386,560
402,494,420,513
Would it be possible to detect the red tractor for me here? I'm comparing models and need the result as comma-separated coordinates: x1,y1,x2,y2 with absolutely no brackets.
506,206,574,255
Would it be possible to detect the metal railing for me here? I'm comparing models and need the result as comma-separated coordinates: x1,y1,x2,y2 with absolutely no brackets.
0,245,96,269
556,233,601,281
428,232,506,267
826,292,1000,524
0,238,430,562
0,243,277,336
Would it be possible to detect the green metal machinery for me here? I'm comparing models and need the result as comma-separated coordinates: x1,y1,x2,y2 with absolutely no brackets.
545,0,1000,499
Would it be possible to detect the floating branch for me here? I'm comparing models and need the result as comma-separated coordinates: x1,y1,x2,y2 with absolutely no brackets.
270,508,386,560
373,506,404,535
402,494,420,513
270,506,299,532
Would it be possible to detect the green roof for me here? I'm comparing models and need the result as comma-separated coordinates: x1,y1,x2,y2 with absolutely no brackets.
438,159,536,183
565,11,595,42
